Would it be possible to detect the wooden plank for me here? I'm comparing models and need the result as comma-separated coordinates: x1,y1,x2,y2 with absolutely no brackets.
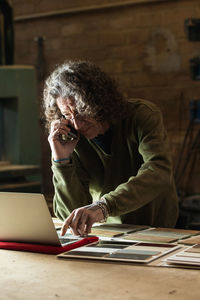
14,0,175,22
0,181,41,190
0,164,40,178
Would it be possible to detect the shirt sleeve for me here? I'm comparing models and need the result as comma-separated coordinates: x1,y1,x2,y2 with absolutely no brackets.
103,104,175,216
52,155,93,221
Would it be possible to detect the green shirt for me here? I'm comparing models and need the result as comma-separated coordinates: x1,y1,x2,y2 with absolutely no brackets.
52,99,178,227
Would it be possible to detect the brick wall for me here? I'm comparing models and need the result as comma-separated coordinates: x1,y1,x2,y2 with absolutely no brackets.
11,0,200,196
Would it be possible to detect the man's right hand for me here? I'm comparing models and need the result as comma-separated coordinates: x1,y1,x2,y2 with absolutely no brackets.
48,119,79,161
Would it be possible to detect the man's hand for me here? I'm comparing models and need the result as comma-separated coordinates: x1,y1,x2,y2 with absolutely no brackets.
48,119,78,161
61,204,104,236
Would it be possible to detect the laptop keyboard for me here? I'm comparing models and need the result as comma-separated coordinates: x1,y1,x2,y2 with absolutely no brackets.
60,237,76,244
59,236,80,246
57,230,80,245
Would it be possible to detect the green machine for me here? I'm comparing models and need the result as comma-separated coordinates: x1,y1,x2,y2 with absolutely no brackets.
0,1,41,192
0,66,42,192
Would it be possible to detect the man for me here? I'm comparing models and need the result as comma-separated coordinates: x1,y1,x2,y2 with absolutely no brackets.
43,60,178,236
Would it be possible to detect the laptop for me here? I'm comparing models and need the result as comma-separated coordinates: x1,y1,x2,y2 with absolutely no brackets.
0,192,80,246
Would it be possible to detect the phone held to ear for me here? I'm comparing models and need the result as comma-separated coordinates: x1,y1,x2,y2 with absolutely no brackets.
60,124,78,142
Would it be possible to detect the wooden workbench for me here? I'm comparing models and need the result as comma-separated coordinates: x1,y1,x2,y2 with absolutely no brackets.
0,249,199,300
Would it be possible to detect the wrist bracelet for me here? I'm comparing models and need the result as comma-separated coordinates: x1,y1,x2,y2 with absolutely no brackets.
100,197,111,214
96,201,109,223
53,157,70,163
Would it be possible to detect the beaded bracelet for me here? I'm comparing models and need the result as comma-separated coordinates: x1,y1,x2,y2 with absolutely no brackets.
96,201,109,223
53,157,70,163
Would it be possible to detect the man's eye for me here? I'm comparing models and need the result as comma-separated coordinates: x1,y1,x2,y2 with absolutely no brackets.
62,114,70,119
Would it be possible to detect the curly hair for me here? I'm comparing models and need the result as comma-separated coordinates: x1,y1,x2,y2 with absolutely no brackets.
42,60,127,131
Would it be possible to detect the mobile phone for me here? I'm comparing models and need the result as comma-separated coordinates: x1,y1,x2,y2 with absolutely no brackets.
60,124,78,142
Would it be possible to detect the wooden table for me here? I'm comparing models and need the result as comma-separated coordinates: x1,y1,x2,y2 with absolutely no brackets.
0,249,200,300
